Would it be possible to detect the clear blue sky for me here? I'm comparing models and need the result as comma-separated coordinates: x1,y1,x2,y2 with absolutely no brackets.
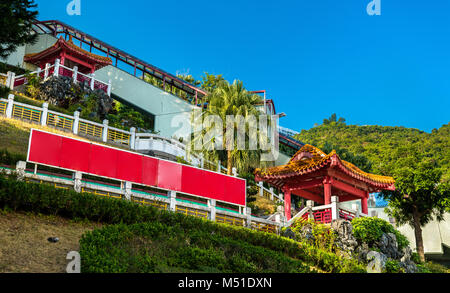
34,0,449,133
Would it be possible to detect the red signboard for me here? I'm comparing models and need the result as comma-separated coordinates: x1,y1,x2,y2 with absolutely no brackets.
27,129,246,206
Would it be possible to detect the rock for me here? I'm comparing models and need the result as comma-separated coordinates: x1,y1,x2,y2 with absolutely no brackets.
331,219,358,253
38,76,113,119
399,260,418,273
47,237,59,243
356,242,370,263
377,233,399,259
366,251,387,273
281,228,296,240
400,246,412,263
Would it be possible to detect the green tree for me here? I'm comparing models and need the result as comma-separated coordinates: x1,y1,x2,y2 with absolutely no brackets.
0,0,38,59
190,80,267,175
381,145,450,262
322,113,346,126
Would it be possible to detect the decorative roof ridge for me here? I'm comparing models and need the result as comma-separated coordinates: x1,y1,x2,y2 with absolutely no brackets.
24,36,112,65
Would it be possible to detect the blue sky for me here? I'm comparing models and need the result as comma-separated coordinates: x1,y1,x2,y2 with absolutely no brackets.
34,0,449,132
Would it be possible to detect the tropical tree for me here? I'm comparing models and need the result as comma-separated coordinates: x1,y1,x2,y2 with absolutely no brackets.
381,144,450,262
189,80,269,175
0,0,38,59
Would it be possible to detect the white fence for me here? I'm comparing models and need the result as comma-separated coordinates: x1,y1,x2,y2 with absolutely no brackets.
0,94,230,175
3,59,111,96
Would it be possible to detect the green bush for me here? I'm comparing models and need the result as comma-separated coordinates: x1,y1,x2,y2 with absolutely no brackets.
384,259,405,273
0,149,26,166
351,217,409,249
291,219,338,253
0,174,365,273
80,222,316,273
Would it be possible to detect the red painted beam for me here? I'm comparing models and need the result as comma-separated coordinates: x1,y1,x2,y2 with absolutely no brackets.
287,178,324,191
330,179,366,199
293,189,324,205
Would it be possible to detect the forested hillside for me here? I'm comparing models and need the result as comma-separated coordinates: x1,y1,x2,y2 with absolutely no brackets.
294,117,450,182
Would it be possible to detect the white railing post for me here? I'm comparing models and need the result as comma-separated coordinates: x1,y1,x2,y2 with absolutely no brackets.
53,59,60,77
269,187,274,201
73,111,80,135
232,167,237,177
5,71,11,88
244,207,252,228
102,119,109,142
37,67,42,80
123,181,132,200
352,203,360,218
208,199,216,221
44,63,50,80
73,66,78,84
15,161,27,181
6,94,14,118
107,79,112,96
8,72,15,90
90,74,95,91
258,182,264,197
41,103,48,126
307,200,314,220
169,190,177,212
73,171,82,193
217,160,221,172
130,127,136,150
331,196,339,220
200,155,205,169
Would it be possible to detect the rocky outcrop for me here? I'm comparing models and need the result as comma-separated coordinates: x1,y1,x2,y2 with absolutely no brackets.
331,219,359,255
37,76,113,119
288,219,418,273
329,219,418,273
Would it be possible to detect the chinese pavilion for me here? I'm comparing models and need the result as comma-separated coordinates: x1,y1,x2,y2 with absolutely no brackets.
255,145,395,221
24,36,112,74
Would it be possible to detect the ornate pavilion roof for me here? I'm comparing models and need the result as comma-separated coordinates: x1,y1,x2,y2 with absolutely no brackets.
24,36,112,70
255,144,395,190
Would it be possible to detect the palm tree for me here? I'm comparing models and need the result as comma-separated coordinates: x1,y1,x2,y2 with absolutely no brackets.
189,80,268,175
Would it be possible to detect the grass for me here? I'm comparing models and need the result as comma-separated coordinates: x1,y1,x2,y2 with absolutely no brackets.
0,210,100,273
0,115,130,159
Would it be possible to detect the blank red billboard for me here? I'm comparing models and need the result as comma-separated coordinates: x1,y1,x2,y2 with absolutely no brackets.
27,129,246,206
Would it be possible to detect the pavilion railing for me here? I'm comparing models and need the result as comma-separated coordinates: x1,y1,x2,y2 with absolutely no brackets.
6,59,111,96
256,181,284,203
287,196,368,226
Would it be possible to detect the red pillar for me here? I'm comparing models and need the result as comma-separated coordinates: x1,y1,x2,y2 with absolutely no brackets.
361,192,369,215
324,177,332,205
284,190,291,221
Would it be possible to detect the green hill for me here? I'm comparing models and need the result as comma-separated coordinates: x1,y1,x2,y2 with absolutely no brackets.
294,121,450,182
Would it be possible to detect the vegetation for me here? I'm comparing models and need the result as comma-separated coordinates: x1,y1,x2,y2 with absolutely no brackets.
0,174,365,273
190,79,268,175
295,114,450,263
0,0,38,59
351,217,409,250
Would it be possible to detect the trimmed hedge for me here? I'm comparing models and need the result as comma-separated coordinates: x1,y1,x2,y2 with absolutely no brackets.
0,174,366,273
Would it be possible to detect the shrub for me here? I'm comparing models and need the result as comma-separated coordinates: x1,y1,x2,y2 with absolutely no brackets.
384,259,405,273
351,217,409,249
0,174,365,273
0,149,26,166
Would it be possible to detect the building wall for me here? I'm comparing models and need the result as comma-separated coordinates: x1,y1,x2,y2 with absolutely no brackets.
1,45,26,68
95,65,196,139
